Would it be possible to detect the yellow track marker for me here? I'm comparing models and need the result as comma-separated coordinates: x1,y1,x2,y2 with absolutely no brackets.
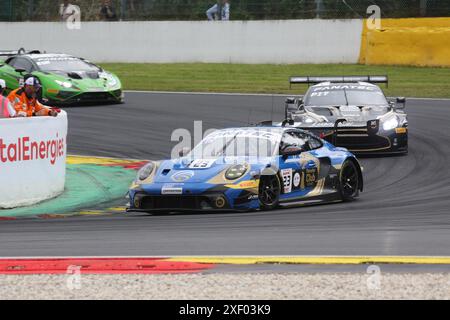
67,155,145,165
166,256,450,265
107,207,126,212
78,211,105,215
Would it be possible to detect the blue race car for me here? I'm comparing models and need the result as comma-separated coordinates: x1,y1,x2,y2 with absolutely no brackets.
127,126,363,213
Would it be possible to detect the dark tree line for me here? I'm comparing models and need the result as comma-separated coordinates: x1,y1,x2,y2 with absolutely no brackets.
1,0,448,21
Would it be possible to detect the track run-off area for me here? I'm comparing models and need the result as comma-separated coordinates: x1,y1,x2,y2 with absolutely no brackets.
0,92,450,258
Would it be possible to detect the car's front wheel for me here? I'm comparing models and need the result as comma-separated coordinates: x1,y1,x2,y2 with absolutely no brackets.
259,174,281,210
338,160,360,201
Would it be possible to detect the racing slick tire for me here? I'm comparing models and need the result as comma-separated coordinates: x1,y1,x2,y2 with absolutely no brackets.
338,159,360,202
259,174,281,210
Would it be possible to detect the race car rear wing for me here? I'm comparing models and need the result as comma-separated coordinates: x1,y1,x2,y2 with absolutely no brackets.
0,48,41,58
0,50,20,57
289,75,389,88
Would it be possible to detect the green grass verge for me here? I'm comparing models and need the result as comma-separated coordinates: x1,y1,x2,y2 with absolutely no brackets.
99,63,450,98
0,164,135,218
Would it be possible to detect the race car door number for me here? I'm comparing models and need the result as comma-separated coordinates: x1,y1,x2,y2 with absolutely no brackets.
281,169,293,193
189,159,215,169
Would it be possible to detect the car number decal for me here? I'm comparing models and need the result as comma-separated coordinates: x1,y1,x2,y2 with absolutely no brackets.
189,159,215,169
281,169,293,193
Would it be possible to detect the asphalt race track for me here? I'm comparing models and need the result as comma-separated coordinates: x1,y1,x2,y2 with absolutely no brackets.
1,92,450,257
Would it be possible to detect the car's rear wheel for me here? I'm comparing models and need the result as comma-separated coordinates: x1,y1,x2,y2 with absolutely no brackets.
338,160,360,201
259,174,281,210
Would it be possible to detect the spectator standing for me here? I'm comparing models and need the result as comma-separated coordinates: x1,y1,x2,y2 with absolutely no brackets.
99,0,118,21
59,0,77,22
206,0,230,21
120,0,136,20
0,80,16,118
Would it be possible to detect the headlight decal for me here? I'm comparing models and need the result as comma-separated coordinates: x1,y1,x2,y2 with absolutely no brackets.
107,77,118,87
225,164,248,180
382,117,399,131
138,162,154,181
100,71,118,87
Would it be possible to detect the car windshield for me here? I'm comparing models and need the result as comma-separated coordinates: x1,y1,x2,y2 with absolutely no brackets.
305,88,388,106
34,57,100,72
189,132,279,158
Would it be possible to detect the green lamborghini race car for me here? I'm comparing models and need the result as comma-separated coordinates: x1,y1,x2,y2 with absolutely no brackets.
0,49,123,105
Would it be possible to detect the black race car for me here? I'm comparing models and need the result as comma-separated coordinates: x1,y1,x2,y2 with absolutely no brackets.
283,76,408,155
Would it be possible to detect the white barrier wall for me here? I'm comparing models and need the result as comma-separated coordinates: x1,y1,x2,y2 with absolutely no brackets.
0,111,68,209
0,20,362,63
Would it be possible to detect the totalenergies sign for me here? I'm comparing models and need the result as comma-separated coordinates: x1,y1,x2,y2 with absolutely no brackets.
0,112,68,209
0,134,65,165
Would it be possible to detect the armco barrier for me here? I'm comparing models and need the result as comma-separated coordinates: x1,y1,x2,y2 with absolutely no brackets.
0,20,362,64
2,18,447,66
359,18,450,67
0,111,68,209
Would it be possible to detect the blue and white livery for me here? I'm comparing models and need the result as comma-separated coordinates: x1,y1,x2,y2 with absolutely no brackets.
127,127,363,213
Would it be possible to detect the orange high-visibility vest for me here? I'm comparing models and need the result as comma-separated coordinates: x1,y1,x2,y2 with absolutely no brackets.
7,88,50,117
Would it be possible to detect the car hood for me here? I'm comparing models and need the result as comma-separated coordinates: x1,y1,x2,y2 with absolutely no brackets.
41,70,120,90
293,105,390,127
51,70,100,79
153,156,271,184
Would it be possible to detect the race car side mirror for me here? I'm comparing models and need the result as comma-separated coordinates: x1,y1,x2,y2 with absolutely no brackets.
285,97,295,104
179,147,191,157
395,97,406,109
285,97,300,119
15,68,26,74
281,119,294,127
296,96,305,112
284,96,305,119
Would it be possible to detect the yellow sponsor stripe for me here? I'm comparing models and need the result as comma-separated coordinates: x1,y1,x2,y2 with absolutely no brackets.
225,180,259,190
165,256,450,265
